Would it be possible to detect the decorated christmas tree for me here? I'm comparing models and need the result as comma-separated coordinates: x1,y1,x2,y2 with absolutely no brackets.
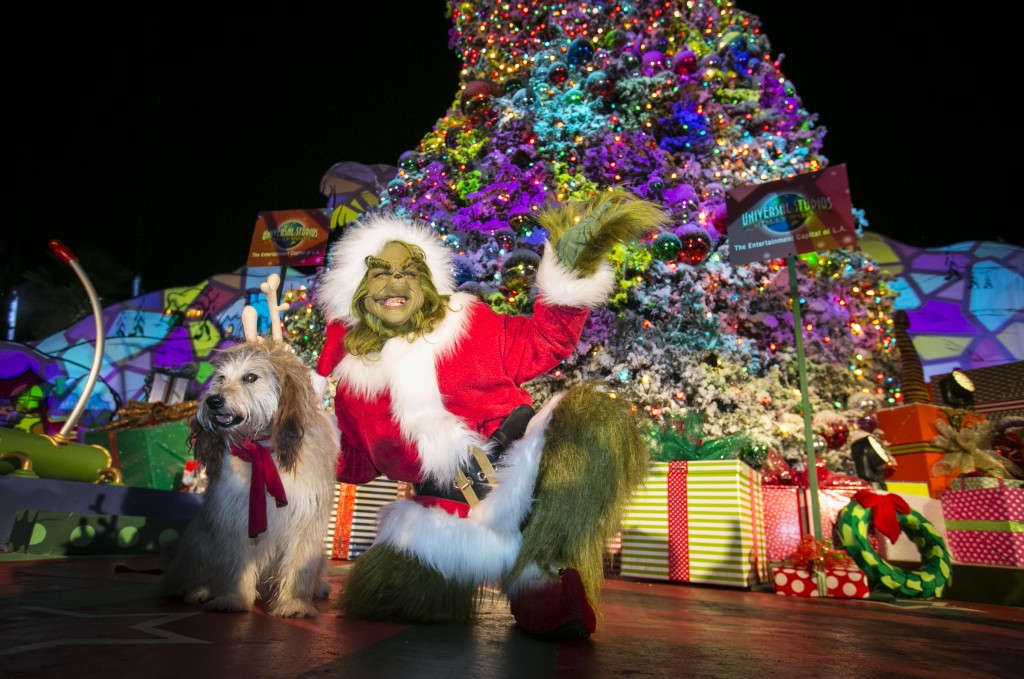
290,0,900,473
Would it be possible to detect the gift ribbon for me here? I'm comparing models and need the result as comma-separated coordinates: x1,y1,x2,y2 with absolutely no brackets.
230,438,287,538
667,462,690,582
852,490,908,544
944,519,1023,533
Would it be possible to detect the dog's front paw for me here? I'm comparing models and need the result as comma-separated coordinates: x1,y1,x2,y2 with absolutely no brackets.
269,599,318,618
202,593,253,613
182,587,212,605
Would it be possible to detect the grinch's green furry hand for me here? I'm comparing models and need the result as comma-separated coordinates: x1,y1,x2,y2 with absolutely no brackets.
539,189,670,276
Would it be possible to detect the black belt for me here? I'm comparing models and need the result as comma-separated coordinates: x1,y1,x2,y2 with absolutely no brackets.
414,404,535,505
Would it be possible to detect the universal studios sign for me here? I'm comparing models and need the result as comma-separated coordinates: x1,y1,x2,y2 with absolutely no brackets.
725,164,859,266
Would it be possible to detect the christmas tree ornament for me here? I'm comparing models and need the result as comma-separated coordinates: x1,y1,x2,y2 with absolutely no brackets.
386,178,407,199
641,50,668,76
511,87,537,108
849,393,878,415
548,62,569,84
398,150,421,172
620,50,640,72
460,79,501,121
855,414,877,433
567,37,594,67
820,421,849,449
585,71,614,100
673,49,699,76
650,232,682,261
563,88,585,105
493,228,516,252
501,248,541,291
678,230,711,264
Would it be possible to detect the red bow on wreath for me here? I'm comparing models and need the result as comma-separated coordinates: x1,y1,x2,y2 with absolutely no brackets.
853,489,909,543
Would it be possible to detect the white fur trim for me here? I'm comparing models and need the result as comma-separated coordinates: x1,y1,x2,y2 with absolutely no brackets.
332,293,482,484
535,242,616,308
373,394,563,585
316,214,456,326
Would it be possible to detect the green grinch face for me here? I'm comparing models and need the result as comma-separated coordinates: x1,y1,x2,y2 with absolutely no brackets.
363,241,425,327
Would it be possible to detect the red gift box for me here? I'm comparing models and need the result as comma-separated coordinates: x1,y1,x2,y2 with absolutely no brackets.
763,485,879,562
771,565,870,598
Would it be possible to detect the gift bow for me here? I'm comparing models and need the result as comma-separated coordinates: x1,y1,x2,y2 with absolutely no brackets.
783,535,854,596
852,489,908,543
784,534,854,571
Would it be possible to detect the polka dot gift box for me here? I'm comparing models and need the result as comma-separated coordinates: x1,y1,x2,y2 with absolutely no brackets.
771,535,870,598
940,484,1024,568
772,565,870,598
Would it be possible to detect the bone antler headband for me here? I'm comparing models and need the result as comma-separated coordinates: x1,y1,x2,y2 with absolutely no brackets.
241,273,290,344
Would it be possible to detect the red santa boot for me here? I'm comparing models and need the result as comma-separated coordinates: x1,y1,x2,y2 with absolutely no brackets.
508,568,596,640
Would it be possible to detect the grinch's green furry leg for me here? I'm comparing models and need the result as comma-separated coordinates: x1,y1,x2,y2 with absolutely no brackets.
339,543,479,623
505,382,650,617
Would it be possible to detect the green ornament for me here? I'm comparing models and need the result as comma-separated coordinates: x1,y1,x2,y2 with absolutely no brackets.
650,232,682,261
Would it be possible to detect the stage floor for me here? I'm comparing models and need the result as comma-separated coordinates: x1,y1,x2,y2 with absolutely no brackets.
1,554,1022,679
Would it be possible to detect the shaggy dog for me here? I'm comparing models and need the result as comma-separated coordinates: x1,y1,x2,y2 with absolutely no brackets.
163,340,339,617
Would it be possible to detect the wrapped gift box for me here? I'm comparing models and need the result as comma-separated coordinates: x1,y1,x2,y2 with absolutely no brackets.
82,420,191,491
877,492,948,563
875,403,948,447
940,485,1024,567
886,481,930,497
886,446,959,498
620,460,768,588
951,477,1023,491
763,486,881,562
326,477,413,560
771,565,870,598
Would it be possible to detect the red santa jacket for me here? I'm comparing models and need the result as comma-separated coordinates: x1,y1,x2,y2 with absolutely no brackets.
316,292,589,485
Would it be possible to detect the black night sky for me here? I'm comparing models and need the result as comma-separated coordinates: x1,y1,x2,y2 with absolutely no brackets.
6,3,1018,302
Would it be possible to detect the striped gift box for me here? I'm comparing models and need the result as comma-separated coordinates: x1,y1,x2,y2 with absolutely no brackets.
324,477,412,560
620,460,768,588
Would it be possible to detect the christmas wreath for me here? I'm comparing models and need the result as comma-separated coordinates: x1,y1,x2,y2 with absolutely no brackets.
834,490,952,599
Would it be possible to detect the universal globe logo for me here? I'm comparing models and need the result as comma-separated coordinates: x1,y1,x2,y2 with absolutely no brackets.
742,193,833,233
263,220,318,250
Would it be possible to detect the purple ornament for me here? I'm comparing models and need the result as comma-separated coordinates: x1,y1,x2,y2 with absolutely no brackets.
641,50,667,76
856,415,878,433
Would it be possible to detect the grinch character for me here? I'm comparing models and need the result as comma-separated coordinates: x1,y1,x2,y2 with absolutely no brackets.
315,190,667,639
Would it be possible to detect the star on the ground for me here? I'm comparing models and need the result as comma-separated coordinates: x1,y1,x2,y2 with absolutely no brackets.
0,606,209,656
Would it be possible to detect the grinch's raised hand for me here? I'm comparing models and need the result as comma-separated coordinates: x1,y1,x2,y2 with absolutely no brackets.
539,189,670,276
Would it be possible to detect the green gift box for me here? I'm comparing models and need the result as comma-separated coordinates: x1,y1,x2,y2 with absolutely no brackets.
83,420,192,491
620,460,768,588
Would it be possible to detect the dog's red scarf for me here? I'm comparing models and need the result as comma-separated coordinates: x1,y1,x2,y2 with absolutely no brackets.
230,438,288,538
